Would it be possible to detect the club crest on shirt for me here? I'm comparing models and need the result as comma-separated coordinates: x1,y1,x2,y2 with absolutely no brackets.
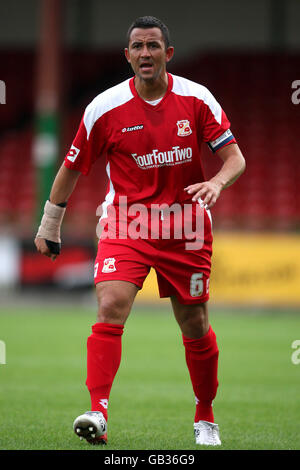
102,258,116,273
177,120,192,137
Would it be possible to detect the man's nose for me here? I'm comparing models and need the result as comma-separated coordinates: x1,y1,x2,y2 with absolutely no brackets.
141,44,150,56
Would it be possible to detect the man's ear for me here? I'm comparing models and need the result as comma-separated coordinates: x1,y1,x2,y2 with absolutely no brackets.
124,48,130,63
165,46,174,64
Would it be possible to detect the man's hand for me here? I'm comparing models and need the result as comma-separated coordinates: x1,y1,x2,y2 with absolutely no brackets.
34,237,58,261
184,180,223,209
34,165,80,261
184,143,246,209
34,200,66,261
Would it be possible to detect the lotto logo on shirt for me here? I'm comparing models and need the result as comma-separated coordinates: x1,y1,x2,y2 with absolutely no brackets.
122,124,144,133
66,145,80,162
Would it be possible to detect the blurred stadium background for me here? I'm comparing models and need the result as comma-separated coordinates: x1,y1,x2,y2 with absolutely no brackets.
1,0,300,452
0,0,299,309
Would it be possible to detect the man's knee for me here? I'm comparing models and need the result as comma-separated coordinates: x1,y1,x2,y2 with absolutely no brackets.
172,299,209,338
97,294,128,323
96,281,138,324
185,309,208,338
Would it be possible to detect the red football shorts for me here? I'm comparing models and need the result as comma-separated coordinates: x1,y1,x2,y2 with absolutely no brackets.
94,206,213,305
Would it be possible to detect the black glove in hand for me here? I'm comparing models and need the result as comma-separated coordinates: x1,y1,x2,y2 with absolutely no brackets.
45,239,61,255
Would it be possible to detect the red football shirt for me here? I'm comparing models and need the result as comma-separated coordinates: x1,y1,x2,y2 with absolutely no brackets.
64,73,236,215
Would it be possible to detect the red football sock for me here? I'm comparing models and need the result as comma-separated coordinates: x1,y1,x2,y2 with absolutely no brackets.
86,322,124,421
182,325,219,423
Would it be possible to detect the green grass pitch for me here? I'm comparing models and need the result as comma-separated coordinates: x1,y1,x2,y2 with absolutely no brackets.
0,304,299,450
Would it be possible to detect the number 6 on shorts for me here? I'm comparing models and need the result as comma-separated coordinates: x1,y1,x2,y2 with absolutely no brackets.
190,273,204,297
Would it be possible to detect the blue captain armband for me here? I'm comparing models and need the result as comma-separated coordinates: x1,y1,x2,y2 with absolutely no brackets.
207,129,235,153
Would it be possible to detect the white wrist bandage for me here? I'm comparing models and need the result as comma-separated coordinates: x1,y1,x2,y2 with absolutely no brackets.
36,200,66,243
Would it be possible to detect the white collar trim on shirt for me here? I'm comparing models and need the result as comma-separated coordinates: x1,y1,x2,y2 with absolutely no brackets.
145,97,163,106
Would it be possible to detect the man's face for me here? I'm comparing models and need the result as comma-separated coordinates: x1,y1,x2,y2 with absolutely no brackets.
125,27,174,83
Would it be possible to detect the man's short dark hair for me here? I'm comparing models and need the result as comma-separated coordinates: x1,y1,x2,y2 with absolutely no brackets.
127,16,170,49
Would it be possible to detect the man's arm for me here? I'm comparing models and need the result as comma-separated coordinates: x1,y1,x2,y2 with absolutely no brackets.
184,143,246,209
48,163,81,204
34,164,81,260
